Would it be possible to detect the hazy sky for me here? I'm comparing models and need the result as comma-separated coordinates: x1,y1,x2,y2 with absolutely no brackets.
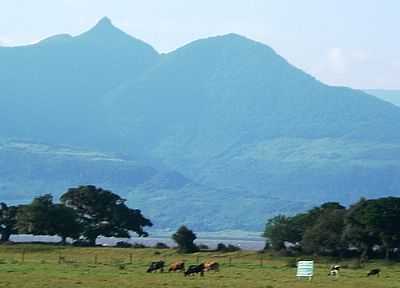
1,0,399,89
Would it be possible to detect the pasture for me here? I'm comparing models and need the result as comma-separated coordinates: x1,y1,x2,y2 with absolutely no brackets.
0,244,399,288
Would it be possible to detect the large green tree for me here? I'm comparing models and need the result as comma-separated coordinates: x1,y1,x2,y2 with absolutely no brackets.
301,208,346,255
263,202,346,252
60,185,152,246
17,195,55,236
52,204,82,244
263,215,300,251
344,197,400,260
0,203,18,242
16,195,81,244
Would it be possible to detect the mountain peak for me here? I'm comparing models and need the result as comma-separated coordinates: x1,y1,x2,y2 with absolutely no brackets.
95,16,113,28
79,17,128,40
89,17,118,33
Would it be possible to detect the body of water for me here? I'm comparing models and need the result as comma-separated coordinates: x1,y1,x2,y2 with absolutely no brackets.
10,234,265,251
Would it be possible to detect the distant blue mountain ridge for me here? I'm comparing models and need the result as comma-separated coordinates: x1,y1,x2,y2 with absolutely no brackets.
1,18,400,231
365,90,400,107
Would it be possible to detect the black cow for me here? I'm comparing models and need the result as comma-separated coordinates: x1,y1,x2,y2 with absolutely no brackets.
147,261,165,273
367,268,380,277
184,263,205,277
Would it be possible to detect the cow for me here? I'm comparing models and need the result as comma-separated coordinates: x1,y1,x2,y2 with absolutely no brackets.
367,268,380,277
184,263,205,277
328,265,340,277
146,261,165,273
169,261,185,272
203,261,220,272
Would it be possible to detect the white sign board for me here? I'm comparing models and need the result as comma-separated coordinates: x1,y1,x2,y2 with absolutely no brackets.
296,261,314,280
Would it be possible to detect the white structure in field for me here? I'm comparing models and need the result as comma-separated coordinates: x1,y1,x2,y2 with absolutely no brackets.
296,261,314,280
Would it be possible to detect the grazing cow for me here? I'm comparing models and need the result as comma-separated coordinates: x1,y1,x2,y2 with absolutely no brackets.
328,265,340,277
203,261,220,272
184,263,205,277
367,268,380,277
146,261,165,273
169,261,185,272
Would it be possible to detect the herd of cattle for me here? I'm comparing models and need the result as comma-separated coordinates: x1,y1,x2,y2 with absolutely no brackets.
147,260,381,278
146,260,219,277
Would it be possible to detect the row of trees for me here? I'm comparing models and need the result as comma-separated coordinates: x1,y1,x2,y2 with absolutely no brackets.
263,197,400,260
0,185,152,245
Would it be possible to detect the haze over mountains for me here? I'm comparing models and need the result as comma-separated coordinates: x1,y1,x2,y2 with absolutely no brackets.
366,90,400,107
1,17,400,231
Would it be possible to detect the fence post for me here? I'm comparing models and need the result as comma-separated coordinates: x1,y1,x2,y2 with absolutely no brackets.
229,256,232,266
259,254,264,267
196,255,200,264
129,253,133,264
94,255,98,264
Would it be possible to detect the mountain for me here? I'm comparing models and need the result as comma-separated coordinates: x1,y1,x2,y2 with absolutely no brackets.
1,19,400,231
0,17,160,148
365,90,400,107
108,34,400,204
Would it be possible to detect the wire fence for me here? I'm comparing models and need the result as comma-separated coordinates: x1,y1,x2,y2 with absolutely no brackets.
0,247,272,269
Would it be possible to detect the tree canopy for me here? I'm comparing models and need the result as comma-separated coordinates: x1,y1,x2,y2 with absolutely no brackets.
263,198,400,260
172,225,198,253
16,195,81,244
0,203,18,242
60,185,152,245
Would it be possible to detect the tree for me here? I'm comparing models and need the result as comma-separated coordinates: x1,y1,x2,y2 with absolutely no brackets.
17,195,56,236
263,215,299,251
264,202,346,252
0,203,18,242
52,204,81,244
344,197,400,260
172,225,198,253
301,208,346,255
16,195,81,244
60,185,152,246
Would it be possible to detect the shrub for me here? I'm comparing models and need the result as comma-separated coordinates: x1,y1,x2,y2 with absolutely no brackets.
115,241,132,248
154,242,169,249
172,226,198,253
216,243,241,252
132,243,147,249
72,240,92,247
197,243,210,250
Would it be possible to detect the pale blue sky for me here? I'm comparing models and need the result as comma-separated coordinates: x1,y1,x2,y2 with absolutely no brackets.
0,0,399,89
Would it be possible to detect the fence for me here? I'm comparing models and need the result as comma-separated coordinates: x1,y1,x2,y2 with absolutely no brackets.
0,246,270,269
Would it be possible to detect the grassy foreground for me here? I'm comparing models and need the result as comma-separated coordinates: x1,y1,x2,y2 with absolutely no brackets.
0,245,399,288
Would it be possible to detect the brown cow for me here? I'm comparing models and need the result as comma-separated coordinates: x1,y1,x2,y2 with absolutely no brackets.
169,261,185,272
203,261,220,272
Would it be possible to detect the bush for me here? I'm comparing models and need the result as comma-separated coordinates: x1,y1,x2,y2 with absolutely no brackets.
154,242,169,249
132,243,148,249
172,226,198,253
216,243,241,252
72,240,92,247
115,241,132,248
286,258,298,268
197,243,210,250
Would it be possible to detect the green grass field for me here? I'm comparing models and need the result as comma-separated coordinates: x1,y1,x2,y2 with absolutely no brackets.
0,245,399,288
